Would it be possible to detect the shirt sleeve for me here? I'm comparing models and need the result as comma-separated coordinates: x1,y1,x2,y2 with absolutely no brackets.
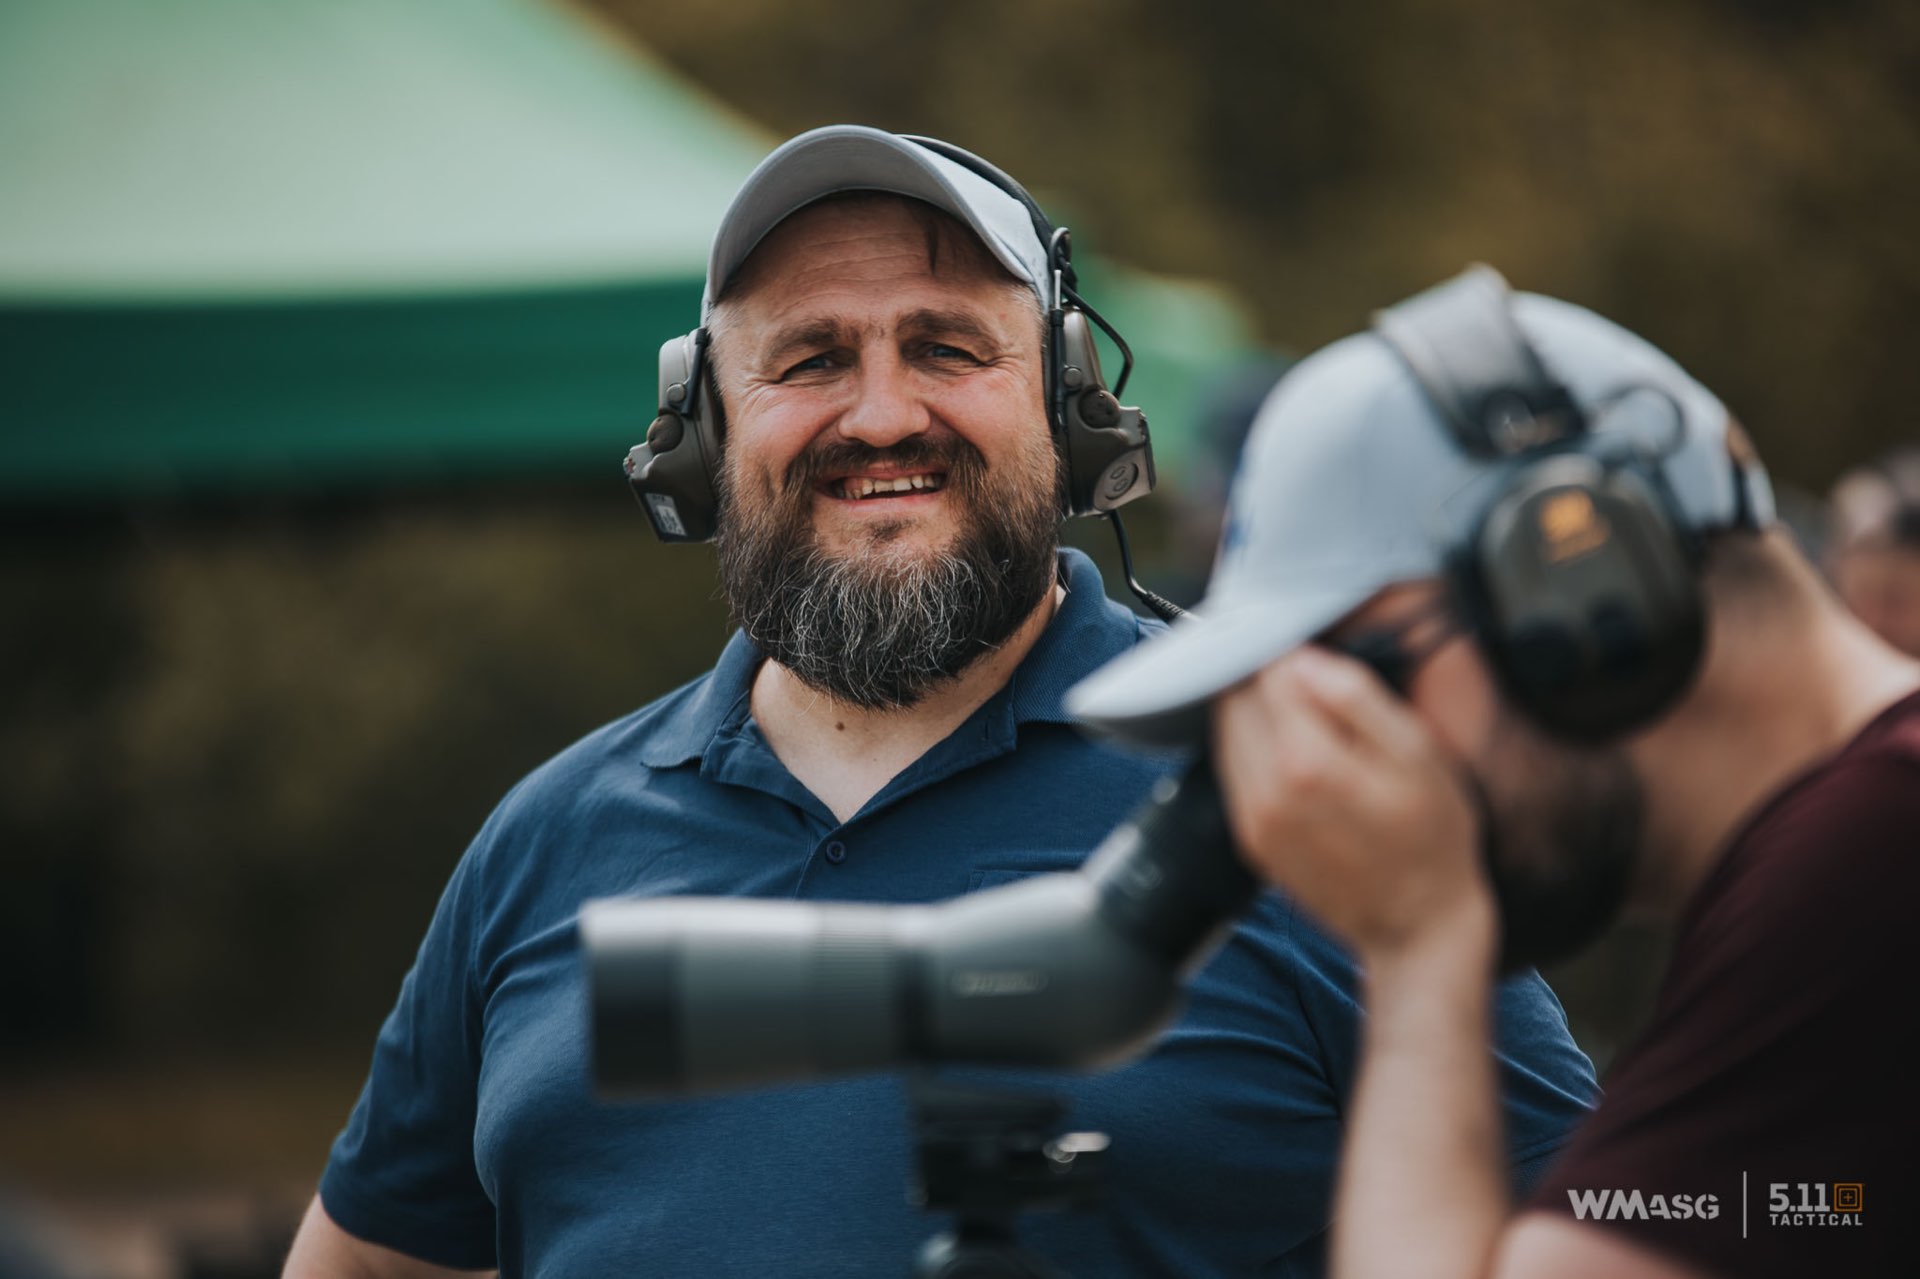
318,819,499,1270
1284,897,1598,1195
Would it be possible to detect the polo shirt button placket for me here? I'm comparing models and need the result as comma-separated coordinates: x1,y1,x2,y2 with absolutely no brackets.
823,840,848,865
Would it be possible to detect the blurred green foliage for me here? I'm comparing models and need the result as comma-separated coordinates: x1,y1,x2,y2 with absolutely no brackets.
2,491,731,1060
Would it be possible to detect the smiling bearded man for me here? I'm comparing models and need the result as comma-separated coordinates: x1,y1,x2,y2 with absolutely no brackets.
286,128,1595,1279
711,195,1066,711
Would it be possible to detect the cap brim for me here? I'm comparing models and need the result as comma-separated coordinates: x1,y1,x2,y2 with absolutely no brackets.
1065,583,1365,748
705,127,1044,313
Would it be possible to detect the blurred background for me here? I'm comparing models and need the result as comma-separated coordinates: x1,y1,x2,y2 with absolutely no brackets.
3,0,1917,1273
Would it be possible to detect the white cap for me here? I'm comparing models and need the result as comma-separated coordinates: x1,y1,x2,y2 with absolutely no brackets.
703,125,1050,316
1067,277,1763,747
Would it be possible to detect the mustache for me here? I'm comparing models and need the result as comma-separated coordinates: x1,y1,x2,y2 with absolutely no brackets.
783,435,985,492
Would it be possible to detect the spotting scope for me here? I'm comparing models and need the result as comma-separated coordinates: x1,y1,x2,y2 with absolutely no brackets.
581,757,1255,1096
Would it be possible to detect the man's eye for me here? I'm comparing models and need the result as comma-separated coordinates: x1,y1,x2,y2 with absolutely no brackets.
925,343,978,363
781,354,834,378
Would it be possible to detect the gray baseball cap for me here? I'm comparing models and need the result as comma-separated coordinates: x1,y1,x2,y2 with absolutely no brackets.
703,125,1051,316
1067,276,1768,748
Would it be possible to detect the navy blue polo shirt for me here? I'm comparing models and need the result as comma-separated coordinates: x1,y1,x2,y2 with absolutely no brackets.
320,548,1595,1278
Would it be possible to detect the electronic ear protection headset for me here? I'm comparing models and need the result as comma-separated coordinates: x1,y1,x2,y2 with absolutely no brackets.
1372,265,1769,742
625,328,716,541
623,134,1155,545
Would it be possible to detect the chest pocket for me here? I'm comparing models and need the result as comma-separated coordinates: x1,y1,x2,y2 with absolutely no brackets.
966,865,1063,893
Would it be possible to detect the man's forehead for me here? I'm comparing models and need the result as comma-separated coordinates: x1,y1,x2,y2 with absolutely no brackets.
753,306,1015,351
719,193,1034,312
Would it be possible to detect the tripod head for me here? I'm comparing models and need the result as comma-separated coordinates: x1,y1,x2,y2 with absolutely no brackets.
909,1076,1108,1279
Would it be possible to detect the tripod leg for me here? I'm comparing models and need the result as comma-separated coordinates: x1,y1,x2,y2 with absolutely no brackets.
912,1218,1071,1279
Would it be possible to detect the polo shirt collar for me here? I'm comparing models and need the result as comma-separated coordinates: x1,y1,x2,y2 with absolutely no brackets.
632,628,761,770
1005,546,1149,725
633,547,1144,771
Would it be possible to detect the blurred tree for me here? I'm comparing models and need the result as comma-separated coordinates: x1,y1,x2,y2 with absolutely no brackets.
2,492,732,1059
590,0,1920,488
0,528,140,1052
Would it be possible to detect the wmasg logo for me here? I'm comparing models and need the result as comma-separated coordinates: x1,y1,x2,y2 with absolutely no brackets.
1566,1189,1721,1221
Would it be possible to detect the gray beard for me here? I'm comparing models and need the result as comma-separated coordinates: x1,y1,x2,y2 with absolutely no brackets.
714,436,1062,711
728,543,1048,710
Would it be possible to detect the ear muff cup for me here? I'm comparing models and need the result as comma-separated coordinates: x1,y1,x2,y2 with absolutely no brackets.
625,332,724,543
1054,309,1153,515
1450,453,1706,742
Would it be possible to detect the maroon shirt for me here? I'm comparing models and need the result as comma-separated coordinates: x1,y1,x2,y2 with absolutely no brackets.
1531,689,1920,1277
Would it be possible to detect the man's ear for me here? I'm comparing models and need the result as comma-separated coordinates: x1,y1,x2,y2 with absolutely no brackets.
1723,416,1760,471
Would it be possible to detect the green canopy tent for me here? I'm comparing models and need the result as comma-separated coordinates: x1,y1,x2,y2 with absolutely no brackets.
0,0,1255,502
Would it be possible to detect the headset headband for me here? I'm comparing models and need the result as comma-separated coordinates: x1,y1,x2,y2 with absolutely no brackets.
1373,265,1585,458
896,134,1076,298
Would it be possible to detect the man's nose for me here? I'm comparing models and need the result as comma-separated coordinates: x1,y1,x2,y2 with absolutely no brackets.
835,353,932,449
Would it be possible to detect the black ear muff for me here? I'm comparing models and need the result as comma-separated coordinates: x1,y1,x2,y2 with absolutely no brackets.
624,330,722,543
1054,308,1153,515
1377,265,1713,743
1454,453,1705,742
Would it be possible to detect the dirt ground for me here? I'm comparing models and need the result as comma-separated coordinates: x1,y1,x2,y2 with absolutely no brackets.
0,1057,357,1278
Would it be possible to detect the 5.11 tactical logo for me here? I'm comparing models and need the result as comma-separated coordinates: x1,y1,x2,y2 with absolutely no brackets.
1769,1182,1864,1228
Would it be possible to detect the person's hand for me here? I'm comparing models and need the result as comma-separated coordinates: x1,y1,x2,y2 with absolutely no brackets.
1210,646,1496,970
